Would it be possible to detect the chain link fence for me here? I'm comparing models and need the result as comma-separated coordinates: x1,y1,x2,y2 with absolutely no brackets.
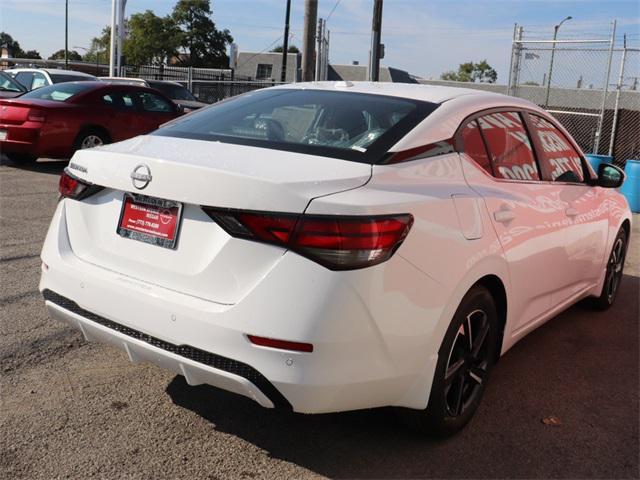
508,23,640,165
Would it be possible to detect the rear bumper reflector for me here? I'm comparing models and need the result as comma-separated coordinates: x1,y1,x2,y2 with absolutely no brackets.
247,334,313,353
41,289,292,411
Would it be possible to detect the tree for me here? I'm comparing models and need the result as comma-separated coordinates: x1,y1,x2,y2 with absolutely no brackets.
440,60,497,83
48,49,82,61
271,44,300,54
125,10,180,65
83,26,112,64
1,32,23,57
171,0,233,68
0,32,35,58
22,49,42,59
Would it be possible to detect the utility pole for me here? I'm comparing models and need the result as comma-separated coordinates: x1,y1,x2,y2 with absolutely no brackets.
368,0,383,81
302,0,318,82
280,0,291,83
109,0,117,76
65,0,68,68
116,0,127,76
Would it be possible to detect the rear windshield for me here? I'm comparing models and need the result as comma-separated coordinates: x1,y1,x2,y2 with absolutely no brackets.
50,73,96,83
20,82,94,102
154,88,437,163
149,82,196,101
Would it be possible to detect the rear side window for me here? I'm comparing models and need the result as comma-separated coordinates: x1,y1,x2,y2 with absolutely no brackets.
478,112,540,181
529,114,584,183
31,72,48,89
103,93,137,110
14,72,34,90
460,120,492,175
137,92,173,112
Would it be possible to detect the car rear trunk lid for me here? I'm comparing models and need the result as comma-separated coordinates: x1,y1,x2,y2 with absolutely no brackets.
62,135,371,304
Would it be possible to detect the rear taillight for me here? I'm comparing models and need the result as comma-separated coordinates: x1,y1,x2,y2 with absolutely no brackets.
204,209,413,270
27,109,46,123
59,169,102,200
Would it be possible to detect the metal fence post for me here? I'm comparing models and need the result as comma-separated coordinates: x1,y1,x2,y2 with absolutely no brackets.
608,34,627,157
508,26,524,97
507,24,517,96
315,18,323,81
593,20,617,154
187,66,193,92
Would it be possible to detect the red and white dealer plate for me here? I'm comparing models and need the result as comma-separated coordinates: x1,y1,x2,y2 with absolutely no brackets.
117,193,183,249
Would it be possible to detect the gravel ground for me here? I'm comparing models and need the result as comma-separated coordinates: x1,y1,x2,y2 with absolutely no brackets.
1,157,638,480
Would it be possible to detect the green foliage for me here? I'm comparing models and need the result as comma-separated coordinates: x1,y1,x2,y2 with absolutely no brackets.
83,26,111,64
80,1,233,68
271,44,300,54
441,59,497,83
171,0,233,68
48,49,82,61
124,10,180,65
21,49,42,59
1,32,22,57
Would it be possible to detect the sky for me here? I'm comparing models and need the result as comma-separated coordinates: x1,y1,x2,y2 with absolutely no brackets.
1,0,639,83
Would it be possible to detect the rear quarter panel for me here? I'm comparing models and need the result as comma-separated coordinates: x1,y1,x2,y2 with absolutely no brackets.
305,152,510,408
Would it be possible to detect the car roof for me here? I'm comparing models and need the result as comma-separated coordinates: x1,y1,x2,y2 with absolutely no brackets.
8,68,97,78
271,81,506,104
146,80,183,86
100,76,147,83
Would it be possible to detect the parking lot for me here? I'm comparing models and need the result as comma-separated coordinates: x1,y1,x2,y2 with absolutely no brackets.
0,157,638,479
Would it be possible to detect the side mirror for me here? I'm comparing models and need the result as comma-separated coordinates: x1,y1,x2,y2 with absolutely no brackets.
597,163,625,189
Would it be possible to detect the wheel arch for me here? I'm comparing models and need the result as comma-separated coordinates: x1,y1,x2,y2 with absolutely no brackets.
473,274,507,360
75,124,112,144
621,218,631,240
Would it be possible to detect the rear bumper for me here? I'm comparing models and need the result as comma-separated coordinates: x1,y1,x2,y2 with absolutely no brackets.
43,290,286,409
40,200,443,413
0,122,72,158
0,123,41,154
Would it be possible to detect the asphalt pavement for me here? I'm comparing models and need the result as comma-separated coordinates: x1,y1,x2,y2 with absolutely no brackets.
1,156,638,479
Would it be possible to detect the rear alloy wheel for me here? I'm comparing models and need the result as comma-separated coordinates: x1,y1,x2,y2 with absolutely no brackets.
590,229,628,310
398,285,499,437
74,129,109,152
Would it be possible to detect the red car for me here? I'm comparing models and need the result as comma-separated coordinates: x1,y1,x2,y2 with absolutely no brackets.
0,81,179,162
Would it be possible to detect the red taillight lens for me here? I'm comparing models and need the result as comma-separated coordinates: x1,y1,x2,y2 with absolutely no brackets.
27,109,46,123
205,208,413,270
292,215,413,269
59,169,99,200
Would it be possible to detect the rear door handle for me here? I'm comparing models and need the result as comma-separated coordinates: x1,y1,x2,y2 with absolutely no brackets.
565,207,579,218
494,208,515,224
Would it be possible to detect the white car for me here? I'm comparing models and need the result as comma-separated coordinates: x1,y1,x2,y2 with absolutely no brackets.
7,68,97,91
40,82,631,436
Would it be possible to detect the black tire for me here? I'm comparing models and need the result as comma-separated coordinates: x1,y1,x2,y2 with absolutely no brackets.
398,285,499,437
588,228,628,311
73,128,110,152
6,153,38,164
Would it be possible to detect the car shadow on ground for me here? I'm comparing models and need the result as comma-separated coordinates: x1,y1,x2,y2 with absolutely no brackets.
166,273,639,479
0,155,67,175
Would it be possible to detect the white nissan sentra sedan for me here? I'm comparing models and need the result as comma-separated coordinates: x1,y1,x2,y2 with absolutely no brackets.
40,82,631,436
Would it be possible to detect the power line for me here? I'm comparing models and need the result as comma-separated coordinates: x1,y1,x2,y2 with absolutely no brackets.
325,0,341,23
235,35,283,70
